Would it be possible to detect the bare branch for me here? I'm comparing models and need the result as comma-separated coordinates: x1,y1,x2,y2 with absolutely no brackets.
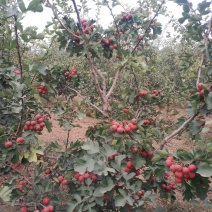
160,104,205,149
46,0,81,39
72,0,83,33
106,64,126,99
196,54,204,87
66,86,104,114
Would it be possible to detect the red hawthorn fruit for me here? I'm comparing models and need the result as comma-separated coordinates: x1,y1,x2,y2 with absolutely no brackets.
123,109,128,113
108,37,113,42
38,118,44,123
182,167,190,174
162,184,166,189
124,167,132,172
165,160,172,167
188,164,196,172
189,172,195,179
111,125,118,131
167,156,174,161
74,173,80,180
84,173,91,179
175,177,182,183
103,194,108,201
20,207,28,212
41,208,49,212
135,169,141,176
39,122,45,127
113,44,117,49
45,169,51,174
175,171,183,179
25,121,31,126
108,155,115,160
175,165,182,172
198,83,204,89
61,180,67,185
58,176,64,182
24,125,29,130
130,124,137,131
4,141,13,148
78,176,85,182
131,118,137,125
34,210,40,212
35,114,42,120
170,165,176,172
31,121,36,126
126,161,133,169
47,205,54,212
124,125,131,132
91,174,97,181
117,126,124,134
42,197,50,205
16,137,25,144
166,185,172,191
147,151,153,157
14,70,21,74
131,147,137,154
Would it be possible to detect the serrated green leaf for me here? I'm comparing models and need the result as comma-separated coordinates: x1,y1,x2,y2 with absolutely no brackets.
196,163,212,177
81,141,99,154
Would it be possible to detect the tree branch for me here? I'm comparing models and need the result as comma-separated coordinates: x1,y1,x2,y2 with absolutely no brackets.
46,0,81,39
66,86,104,114
160,104,205,149
132,0,165,53
106,64,126,99
72,0,83,34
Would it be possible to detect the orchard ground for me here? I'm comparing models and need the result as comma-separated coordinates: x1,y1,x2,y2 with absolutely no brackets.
1,97,212,212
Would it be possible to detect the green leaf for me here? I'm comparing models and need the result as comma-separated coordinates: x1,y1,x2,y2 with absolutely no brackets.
27,0,43,12
34,63,47,75
0,0,6,6
0,186,11,201
44,120,52,132
102,143,117,157
206,92,212,110
188,120,202,135
9,81,24,98
155,150,169,157
67,200,78,212
77,111,86,120
99,177,115,194
132,154,146,169
196,163,212,177
18,0,26,12
82,141,99,154
74,156,95,174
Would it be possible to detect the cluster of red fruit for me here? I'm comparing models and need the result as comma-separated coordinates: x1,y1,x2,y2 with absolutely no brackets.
18,181,29,193
100,37,117,49
81,19,95,34
151,90,161,96
36,86,47,94
131,147,153,158
123,161,134,172
111,118,137,133
57,176,70,186
165,157,196,183
23,114,46,131
161,183,176,192
135,190,145,199
73,172,97,182
143,117,156,126
138,90,148,97
196,83,205,96
64,67,78,78
121,13,132,21
4,137,25,148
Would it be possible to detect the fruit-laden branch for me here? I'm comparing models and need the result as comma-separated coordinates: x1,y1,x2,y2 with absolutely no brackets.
132,0,165,53
196,15,212,87
46,0,81,39
66,86,104,114
106,64,126,99
160,104,206,150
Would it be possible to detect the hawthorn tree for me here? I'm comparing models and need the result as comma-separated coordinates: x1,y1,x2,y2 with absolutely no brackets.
0,0,212,211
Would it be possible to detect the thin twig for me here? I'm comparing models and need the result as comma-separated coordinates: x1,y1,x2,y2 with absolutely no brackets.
65,130,71,150
46,0,81,39
132,0,165,53
66,86,104,114
106,64,126,99
72,0,83,34
160,104,206,149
